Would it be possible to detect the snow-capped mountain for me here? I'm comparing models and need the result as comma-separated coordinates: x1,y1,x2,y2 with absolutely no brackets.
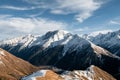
0,30,120,79
0,30,71,59
86,30,120,57
0,48,38,80
22,65,116,80
0,30,69,48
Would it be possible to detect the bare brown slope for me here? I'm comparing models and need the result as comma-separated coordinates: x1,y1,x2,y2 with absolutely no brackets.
92,66,116,80
61,65,116,80
0,48,38,80
36,70,63,80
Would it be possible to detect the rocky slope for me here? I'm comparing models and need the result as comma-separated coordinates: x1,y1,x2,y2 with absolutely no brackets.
0,48,38,80
22,65,116,80
22,70,63,80
61,65,116,80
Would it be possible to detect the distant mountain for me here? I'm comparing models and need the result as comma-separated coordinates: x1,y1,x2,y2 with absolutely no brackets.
82,30,112,39
0,30,120,79
0,48,38,80
85,30,120,57
22,65,116,80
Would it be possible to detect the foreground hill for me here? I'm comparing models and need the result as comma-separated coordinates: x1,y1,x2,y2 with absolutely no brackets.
0,48,38,80
22,65,116,80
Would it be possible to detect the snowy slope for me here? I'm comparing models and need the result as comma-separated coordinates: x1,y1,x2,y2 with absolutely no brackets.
0,30,70,49
22,70,48,80
22,70,63,80
0,34,40,48
87,30,120,56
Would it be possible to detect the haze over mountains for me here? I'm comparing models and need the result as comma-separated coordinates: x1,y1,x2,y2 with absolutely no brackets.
0,30,120,80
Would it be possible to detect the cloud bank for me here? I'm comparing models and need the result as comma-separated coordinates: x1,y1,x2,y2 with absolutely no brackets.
0,15,67,39
23,0,104,23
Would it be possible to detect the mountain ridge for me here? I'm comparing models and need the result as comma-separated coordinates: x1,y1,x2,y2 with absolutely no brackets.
22,65,116,80
0,48,38,80
86,29,120,57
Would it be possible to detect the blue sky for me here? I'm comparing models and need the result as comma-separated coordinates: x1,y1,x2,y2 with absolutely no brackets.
0,0,120,40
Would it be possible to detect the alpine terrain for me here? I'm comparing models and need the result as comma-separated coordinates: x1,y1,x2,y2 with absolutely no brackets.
0,30,120,79
22,65,116,80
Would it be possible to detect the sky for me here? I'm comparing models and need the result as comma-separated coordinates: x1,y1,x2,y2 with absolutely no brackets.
0,0,120,40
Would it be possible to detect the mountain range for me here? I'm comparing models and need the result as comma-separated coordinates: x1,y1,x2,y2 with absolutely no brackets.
0,30,120,79
87,30,120,57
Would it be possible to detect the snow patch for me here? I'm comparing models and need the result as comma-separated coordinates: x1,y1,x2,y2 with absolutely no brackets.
0,57,4,65
0,60,4,65
22,70,48,80
117,35,120,39
0,50,5,56
90,41,109,57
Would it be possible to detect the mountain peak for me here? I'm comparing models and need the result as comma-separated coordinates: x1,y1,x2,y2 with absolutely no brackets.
43,30,70,39
50,30,69,34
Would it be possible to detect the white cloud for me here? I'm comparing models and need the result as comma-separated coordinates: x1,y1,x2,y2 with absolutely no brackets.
73,27,89,32
0,16,67,37
0,5,40,10
0,14,12,19
51,0,104,23
23,0,44,5
24,0,104,23
0,18,34,32
109,20,120,25
1,0,105,23
73,28,83,32
75,13,92,23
